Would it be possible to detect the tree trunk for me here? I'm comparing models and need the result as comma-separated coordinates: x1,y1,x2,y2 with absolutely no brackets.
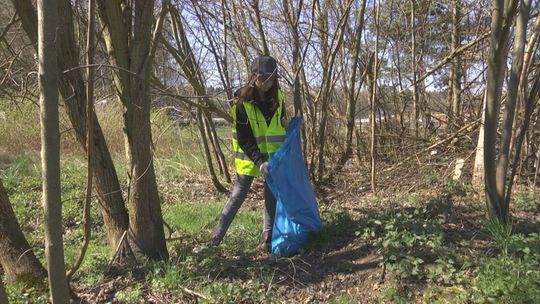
56,0,129,250
411,0,419,138
0,276,8,304
38,0,70,300
66,0,97,282
124,83,168,259
196,109,228,193
337,0,367,170
499,0,531,208
282,0,304,117
449,0,462,130
370,3,381,194
314,0,354,182
205,114,232,184
11,0,129,250
0,179,47,283
484,0,519,221
97,0,168,259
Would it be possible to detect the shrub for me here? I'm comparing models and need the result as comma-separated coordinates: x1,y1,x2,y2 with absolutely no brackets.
357,207,445,280
513,192,538,212
470,256,540,303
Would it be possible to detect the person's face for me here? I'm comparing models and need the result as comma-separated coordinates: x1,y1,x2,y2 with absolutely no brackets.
254,76,275,92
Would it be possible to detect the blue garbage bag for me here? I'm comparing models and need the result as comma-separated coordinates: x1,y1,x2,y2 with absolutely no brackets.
266,117,322,257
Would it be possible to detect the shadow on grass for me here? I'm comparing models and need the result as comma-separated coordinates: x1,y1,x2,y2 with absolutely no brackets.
513,216,540,234
146,209,381,292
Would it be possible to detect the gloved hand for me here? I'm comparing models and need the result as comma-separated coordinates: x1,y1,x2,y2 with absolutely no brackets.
259,162,269,175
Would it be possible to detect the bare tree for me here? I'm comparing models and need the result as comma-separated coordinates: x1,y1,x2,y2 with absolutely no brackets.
369,2,381,194
251,0,270,56
10,0,129,251
96,0,169,259
38,0,70,300
484,0,523,221
336,0,367,171
410,0,420,137
449,0,463,131
313,0,355,182
161,3,230,192
504,0,535,207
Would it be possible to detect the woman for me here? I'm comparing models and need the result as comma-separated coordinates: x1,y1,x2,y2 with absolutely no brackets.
205,55,287,251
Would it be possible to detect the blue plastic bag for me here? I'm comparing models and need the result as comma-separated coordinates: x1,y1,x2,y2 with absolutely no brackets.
266,117,322,257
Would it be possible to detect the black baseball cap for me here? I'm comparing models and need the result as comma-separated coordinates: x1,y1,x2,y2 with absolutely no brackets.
251,56,278,81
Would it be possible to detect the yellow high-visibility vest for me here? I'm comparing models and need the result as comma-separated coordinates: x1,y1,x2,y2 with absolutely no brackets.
231,90,286,176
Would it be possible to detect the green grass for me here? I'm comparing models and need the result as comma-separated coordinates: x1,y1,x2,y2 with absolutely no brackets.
163,199,262,253
163,201,224,240
115,282,143,304
0,101,42,153
148,200,274,303
332,294,359,304
65,238,112,286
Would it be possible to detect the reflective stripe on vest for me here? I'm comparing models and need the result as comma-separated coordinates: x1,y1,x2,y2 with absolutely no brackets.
231,89,286,177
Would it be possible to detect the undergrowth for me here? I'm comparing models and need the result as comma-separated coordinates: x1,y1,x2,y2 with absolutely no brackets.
359,203,540,303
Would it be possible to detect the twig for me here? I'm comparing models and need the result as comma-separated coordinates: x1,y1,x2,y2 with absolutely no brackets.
163,220,174,239
67,0,96,282
379,263,386,283
266,269,276,295
294,257,313,268
16,248,34,264
276,267,307,289
381,119,481,174
412,31,490,87
180,286,211,301
0,13,18,43
107,230,129,270
63,63,137,75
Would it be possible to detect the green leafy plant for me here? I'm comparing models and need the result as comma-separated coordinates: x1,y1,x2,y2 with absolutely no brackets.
204,281,276,304
332,293,359,304
513,192,538,212
357,207,445,279
442,179,467,197
471,256,540,303
426,258,468,285
507,233,540,260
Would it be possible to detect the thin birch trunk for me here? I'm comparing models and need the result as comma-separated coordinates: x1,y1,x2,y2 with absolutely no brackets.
473,93,487,192
370,3,381,194
38,0,70,300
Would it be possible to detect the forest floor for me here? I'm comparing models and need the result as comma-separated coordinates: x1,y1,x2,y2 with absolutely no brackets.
2,147,540,303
